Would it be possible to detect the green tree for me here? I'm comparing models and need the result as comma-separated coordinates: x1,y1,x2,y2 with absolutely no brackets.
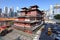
54,14,60,19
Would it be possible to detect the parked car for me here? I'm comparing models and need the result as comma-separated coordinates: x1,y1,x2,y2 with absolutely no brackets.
0,26,13,36
55,35,60,40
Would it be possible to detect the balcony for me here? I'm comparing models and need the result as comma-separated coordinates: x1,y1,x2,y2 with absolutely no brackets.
18,14,42,18
13,24,24,30
31,21,43,31
14,20,41,23
13,21,43,32
13,24,32,31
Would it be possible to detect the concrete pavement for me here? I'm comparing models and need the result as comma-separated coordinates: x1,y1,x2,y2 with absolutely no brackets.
33,25,45,40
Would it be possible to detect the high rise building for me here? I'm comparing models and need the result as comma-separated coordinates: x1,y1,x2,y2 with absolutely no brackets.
16,7,20,17
9,7,14,17
16,10,20,17
14,12,17,17
0,8,2,17
49,4,60,19
0,8,2,13
4,7,8,14
4,7,8,17
16,7,19,11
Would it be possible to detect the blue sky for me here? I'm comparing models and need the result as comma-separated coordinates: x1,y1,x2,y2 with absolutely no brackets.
0,0,60,11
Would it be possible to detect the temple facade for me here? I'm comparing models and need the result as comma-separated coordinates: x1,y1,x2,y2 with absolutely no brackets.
13,5,44,34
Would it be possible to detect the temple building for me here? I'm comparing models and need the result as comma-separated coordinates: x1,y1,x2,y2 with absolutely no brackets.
0,18,15,28
13,5,44,34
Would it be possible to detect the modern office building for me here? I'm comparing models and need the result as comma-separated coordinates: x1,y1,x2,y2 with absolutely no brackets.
14,12,17,17
49,4,60,19
0,8,2,14
0,8,2,17
16,7,20,17
4,7,8,17
4,7,8,14
9,7,14,17
13,5,44,34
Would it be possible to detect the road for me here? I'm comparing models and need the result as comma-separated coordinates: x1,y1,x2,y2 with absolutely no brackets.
39,23,55,40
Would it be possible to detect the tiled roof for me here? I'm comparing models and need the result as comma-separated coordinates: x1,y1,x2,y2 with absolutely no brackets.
0,18,16,21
